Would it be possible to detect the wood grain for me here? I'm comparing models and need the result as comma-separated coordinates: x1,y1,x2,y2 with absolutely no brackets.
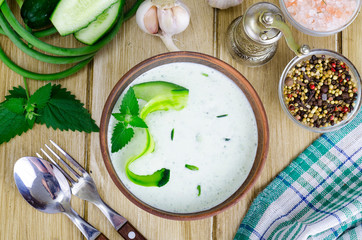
0,0,361,239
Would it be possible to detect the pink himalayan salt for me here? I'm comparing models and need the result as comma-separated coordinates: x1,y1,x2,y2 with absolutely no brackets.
284,0,358,32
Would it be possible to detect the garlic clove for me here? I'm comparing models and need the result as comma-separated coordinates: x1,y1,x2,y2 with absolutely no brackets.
157,4,190,36
207,0,243,9
136,0,158,35
171,5,190,33
136,0,191,52
144,6,159,34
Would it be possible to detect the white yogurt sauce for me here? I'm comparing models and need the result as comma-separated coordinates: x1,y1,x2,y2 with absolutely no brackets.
107,62,258,213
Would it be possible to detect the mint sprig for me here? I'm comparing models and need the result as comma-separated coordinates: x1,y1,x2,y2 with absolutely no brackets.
36,84,99,132
111,87,148,153
0,83,99,145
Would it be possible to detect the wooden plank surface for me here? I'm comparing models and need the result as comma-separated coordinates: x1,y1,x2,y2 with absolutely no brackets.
0,0,361,239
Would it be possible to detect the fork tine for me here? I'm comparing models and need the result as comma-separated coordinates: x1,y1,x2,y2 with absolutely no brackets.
49,140,86,174
37,151,76,185
36,152,43,159
44,144,82,179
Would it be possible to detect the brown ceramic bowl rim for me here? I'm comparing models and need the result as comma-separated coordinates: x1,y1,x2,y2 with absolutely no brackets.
99,51,269,220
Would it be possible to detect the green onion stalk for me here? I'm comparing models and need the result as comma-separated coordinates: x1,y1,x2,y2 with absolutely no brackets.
0,0,143,82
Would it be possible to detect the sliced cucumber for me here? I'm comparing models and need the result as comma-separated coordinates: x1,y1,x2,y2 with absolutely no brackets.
74,1,121,45
50,0,118,36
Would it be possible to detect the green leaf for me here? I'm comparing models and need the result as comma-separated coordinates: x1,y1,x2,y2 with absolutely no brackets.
129,116,147,128
113,113,147,128
27,117,36,129
112,113,125,122
29,83,52,108
36,85,99,133
120,88,139,116
3,98,25,114
111,122,134,153
5,86,27,100
0,105,29,145
185,164,199,171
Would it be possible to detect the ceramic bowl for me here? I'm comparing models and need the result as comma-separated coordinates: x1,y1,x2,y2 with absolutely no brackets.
99,51,269,220
279,49,361,133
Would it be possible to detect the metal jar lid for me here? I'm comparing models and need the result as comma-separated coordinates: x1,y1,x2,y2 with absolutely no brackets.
243,2,284,45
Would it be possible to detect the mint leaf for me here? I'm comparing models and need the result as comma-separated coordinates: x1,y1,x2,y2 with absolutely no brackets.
120,88,139,115
129,116,147,128
5,86,27,100
0,105,29,145
113,113,147,128
112,113,125,122
29,83,52,108
111,122,134,153
3,98,25,114
111,88,147,152
37,85,99,133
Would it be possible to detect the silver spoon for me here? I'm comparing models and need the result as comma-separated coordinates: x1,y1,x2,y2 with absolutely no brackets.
14,157,107,240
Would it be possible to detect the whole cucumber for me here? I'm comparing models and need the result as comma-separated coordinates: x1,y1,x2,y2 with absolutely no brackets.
21,0,60,29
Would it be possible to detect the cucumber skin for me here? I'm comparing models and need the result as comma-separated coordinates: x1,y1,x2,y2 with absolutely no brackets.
133,81,188,102
21,0,60,29
74,1,121,45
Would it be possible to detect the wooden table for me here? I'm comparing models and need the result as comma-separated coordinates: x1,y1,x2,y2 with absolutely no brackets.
1,0,361,239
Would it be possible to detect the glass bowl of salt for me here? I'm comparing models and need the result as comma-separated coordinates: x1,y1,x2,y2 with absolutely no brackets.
280,0,361,36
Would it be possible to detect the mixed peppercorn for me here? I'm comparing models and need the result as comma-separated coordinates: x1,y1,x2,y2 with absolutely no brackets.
283,55,358,128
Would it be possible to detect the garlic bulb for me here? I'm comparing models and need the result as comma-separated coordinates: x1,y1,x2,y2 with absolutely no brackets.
207,0,243,9
136,0,190,51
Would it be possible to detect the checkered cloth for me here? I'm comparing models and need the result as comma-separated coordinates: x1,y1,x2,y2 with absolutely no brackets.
235,110,362,240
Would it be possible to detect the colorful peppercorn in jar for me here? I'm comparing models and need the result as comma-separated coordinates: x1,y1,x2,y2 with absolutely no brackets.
279,50,361,132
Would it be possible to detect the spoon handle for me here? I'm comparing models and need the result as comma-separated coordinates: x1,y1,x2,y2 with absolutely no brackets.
95,233,108,240
64,208,103,240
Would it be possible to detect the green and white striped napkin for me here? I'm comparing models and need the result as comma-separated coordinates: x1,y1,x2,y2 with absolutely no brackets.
235,110,362,240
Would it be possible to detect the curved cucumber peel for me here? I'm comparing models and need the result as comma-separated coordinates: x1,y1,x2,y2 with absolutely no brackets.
140,89,189,119
125,82,189,187
125,129,171,187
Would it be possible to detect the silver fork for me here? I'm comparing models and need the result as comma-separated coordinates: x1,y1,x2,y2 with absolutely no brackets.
37,140,146,240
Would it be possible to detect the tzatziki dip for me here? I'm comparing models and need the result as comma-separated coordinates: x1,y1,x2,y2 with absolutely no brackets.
108,62,258,213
